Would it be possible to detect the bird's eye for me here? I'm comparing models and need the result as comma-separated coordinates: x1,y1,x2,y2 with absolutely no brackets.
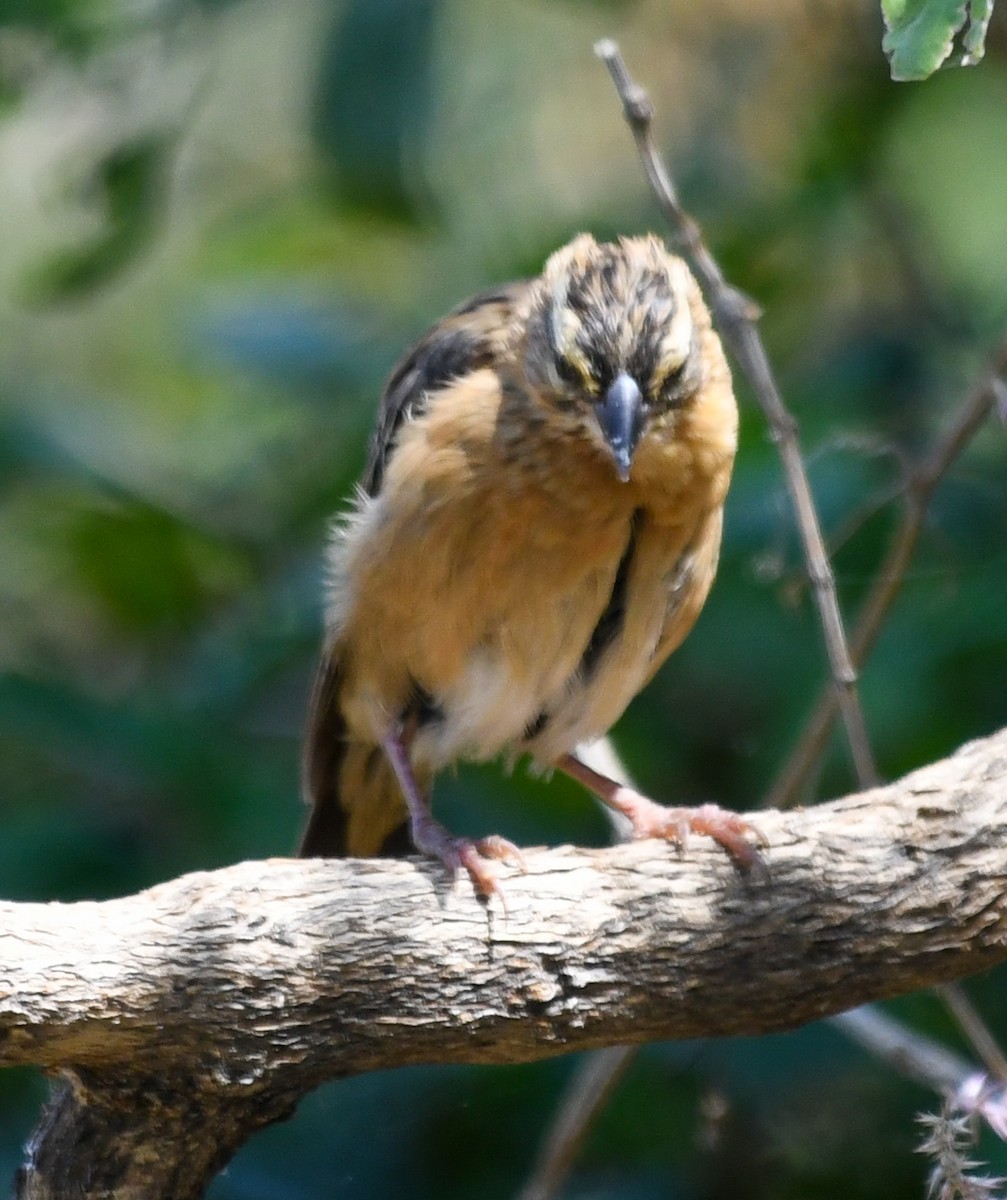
554,356,584,388
656,360,688,403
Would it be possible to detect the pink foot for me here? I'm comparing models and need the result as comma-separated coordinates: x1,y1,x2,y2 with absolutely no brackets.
556,753,766,877
618,792,767,874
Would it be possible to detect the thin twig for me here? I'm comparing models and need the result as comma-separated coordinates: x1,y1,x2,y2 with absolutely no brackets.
938,983,1007,1084
516,42,884,1200
515,1047,635,1200
766,335,1007,809
594,37,878,790
831,1007,973,1094
520,44,1005,1200
835,1007,1007,1153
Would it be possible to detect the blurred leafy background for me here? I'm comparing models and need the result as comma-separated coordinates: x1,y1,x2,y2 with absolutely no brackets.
0,0,1006,1196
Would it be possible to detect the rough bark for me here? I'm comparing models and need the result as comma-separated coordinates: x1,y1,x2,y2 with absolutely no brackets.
4,727,1007,1198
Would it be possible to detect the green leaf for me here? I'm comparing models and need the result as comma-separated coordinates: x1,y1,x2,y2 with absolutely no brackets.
881,0,994,80
19,134,172,306
309,0,439,222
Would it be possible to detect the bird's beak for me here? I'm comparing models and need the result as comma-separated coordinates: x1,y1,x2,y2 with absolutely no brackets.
596,372,644,482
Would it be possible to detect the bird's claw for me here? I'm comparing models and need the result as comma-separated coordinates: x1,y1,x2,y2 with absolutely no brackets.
452,835,525,901
411,811,525,901
622,793,767,877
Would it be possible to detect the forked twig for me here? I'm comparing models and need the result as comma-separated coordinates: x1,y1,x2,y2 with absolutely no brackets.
766,338,1007,809
594,37,878,790
514,40,883,1200
515,44,1007,1200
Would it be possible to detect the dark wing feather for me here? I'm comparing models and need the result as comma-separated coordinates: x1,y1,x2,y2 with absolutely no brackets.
298,281,528,857
362,283,527,494
299,652,351,854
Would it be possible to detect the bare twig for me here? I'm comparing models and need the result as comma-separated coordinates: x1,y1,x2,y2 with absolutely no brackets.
574,49,1007,1200
938,983,1007,1084
521,44,1005,1200
831,1006,973,1095
521,43,886,1200
766,333,1007,809
836,1006,1007,1150
516,1046,635,1200
594,37,878,790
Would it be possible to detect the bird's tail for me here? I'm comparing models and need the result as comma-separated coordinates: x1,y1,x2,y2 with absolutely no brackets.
298,657,418,858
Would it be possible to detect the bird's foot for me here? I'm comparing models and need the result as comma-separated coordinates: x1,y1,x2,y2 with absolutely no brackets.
617,790,767,875
558,753,767,876
411,812,525,898
383,728,524,898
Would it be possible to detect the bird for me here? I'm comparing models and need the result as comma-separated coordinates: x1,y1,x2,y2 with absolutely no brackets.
299,233,762,895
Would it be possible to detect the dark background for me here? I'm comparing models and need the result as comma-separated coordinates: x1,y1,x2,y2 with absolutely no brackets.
0,0,1006,1196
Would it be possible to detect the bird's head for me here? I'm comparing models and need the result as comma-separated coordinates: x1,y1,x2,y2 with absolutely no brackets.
517,234,706,481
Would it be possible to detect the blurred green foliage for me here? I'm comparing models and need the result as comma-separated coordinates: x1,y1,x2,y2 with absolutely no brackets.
310,0,439,220
0,0,1005,1197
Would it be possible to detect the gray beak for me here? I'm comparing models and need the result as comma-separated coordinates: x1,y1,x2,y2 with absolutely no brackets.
596,372,644,482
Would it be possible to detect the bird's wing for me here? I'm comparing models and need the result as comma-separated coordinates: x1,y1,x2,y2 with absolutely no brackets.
299,280,528,858
362,282,528,495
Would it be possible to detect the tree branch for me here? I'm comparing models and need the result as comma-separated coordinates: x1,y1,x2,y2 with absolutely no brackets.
5,727,1007,1197
767,331,1007,809
594,37,878,789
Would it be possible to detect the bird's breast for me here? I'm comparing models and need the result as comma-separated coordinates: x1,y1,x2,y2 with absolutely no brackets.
328,372,726,768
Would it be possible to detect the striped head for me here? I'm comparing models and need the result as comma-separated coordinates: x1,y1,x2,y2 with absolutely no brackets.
516,234,708,480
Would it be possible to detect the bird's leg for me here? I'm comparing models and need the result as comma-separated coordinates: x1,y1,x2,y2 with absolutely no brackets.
382,728,524,897
557,752,767,874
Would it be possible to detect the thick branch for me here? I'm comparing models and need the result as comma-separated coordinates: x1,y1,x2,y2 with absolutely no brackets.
5,727,1007,1197
5,729,1007,1063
